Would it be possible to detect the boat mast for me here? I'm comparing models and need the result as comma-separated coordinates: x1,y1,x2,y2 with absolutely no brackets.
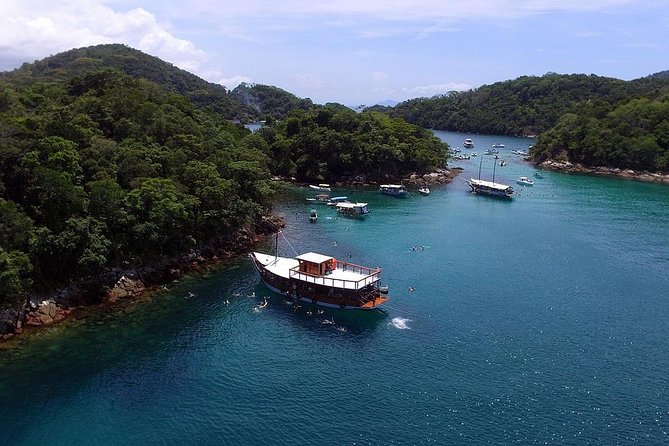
492,158,497,183
275,231,279,258
478,154,483,180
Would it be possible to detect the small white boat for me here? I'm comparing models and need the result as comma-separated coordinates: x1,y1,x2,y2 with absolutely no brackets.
464,138,474,148
418,186,430,196
516,176,534,186
483,149,493,155
309,209,318,223
309,183,331,192
471,152,478,157
492,143,505,148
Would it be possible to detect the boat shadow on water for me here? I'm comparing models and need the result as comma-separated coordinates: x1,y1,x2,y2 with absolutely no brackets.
251,283,388,336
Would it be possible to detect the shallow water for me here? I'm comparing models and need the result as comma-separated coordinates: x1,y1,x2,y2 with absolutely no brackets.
1,131,668,445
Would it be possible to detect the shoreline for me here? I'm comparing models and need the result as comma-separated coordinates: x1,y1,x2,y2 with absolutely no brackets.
0,215,285,346
539,160,669,184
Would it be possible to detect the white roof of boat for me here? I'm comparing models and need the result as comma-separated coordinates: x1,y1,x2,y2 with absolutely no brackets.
253,252,299,279
470,178,511,190
336,202,367,208
380,184,405,188
295,252,333,264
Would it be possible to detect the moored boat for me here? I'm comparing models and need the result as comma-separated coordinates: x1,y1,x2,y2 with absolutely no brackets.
468,178,515,198
336,202,370,217
379,184,407,197
418,186,430,196
249,249,389,310
326,196,350,206
309,183,331,191
464,138,474,148
492,143,505,148
516,176,534,186
309,209,318,223
306,193,330,203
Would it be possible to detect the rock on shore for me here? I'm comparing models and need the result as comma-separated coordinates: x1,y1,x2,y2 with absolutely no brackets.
0,215,285,342
540,160,669,184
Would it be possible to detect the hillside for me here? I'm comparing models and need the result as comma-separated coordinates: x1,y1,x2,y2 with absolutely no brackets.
373,73,669,136
0,44,255,119
230,82,314,120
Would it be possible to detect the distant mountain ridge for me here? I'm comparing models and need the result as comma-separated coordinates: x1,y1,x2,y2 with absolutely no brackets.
0,44,319,121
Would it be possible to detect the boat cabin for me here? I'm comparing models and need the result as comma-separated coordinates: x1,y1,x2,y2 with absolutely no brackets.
295,252,336,277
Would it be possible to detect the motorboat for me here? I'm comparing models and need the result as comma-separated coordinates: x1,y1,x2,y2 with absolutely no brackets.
492,143,505,148
463,138,474,148
516,176,534,186
309,183,331,192
306,194,330,203
418,186,430,196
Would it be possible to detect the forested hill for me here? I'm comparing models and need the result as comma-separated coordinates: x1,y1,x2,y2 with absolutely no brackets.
370,73,669,136
230,83,315,121
0,44,255,119
0,68,276,305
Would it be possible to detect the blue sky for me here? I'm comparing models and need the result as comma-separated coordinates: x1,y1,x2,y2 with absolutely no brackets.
1,1,667,106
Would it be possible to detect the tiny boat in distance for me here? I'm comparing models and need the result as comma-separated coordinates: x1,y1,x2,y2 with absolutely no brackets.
306,193,330,203
309,209,318,223
517,176,534,186
418,186,430,196
379,184,407,197
250,251,389,310
336,202,370,217
492,143,505,148
464,138,474,148
309,183,331,192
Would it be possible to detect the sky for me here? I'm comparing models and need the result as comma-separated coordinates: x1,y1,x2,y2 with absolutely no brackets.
1,0,668,106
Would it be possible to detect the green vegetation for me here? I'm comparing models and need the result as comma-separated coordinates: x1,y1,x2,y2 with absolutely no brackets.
230,83,315,121
0,44,254,119
371,73,669,172
532,96,669,172
256,107,449,181
0,68,274,305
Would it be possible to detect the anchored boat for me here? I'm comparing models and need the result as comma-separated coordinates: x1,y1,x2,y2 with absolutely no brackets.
250,239,389,310
379,184,407,197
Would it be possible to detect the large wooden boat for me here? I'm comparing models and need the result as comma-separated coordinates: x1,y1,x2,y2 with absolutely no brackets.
379,184,407,197
249,250,389,310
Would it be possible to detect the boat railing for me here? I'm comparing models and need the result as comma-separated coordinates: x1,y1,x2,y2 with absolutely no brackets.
288,262,381,290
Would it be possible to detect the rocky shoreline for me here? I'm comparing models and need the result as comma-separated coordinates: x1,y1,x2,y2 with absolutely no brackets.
0,215,284,344
540,160,669,184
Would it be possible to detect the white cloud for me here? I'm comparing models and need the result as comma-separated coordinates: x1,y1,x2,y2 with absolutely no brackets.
217,75,253,89
372,71,389,81
0,0,206,72
402,82,472,96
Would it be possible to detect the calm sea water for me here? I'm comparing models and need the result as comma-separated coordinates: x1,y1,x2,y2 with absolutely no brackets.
1,131,668,445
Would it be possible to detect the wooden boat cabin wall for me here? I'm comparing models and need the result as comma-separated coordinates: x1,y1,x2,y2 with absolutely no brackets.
295,253,336,276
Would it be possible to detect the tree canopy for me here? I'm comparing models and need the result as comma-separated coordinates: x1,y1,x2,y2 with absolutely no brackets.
0,69,274,304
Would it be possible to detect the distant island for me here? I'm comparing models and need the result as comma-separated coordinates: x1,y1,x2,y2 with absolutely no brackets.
368,72,669,176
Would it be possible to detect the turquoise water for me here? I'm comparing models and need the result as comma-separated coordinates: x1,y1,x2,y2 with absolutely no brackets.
1,131,668,445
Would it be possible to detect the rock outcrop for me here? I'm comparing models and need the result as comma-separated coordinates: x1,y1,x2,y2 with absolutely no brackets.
540,160,669,184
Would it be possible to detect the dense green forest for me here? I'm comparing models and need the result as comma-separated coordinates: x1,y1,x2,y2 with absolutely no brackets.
256,107,448,181
371,73,668,136
531,95,669,172
230,83,315,121
0,44,311,122
0,68,275,306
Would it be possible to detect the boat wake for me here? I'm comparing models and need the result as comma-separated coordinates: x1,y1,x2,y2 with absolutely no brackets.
390,317,412,330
